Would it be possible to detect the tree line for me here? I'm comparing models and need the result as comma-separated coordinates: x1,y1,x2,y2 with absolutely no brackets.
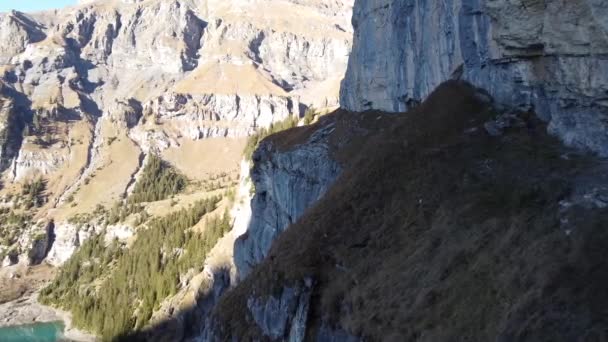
128,154,187,204
40,196,232,341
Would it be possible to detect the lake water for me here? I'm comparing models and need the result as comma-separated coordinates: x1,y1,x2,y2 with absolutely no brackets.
0,321,65,342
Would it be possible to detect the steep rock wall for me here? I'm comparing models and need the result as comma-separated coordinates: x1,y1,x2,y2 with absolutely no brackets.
340,0,608,156
0,92,21,171
234,123,341,279
0,12,46,64
142,92,300,140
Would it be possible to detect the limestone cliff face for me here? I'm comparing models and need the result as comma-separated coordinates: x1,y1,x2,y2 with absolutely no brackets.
0,11,45,64
0,90,21,171
0,0,353,266
0,0,353,181
234,122,341,279
340,0,608,156
141,92,300,140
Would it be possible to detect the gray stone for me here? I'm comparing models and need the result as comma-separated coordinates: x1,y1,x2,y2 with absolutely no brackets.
0,0,353,178
1,250,19,267
27,222,53,266
287,283,312,342
317,325,360,342
247,286,300,340
234,123,341,279
484,112,526,137
340,0,608,156
246,280,313,342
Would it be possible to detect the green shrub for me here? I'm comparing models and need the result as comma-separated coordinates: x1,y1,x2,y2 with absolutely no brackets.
243,115,299,160
22,178,46,208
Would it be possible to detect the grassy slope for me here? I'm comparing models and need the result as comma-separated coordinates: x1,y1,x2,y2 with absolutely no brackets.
215,81,608,341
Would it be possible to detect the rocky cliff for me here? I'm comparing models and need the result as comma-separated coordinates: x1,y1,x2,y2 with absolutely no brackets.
234,122,341,279
0,0,353,176
192,1,608,341
4,0,608,341
201,80,608,342
0,0,353,266
340,0,608,156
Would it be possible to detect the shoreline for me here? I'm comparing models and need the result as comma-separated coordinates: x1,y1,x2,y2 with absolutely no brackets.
0,263,97,341
0,290,98,341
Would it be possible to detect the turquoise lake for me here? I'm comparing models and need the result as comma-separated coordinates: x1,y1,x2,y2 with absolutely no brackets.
0,321,65,342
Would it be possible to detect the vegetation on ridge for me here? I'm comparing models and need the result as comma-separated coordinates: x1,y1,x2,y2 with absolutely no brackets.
22,177,46,209
40,195,232,340
214,81,608,341
243,115,299,160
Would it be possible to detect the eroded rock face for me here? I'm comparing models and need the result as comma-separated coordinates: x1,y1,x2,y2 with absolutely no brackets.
0,12,45,64
0,95,18,171
340,0,608,156
45,222,133,266
234,123,341,279
142,92,300,140
25,221,56,266
0,0,353,181
45,222,84,267
10,148,70,182
247,281,313,342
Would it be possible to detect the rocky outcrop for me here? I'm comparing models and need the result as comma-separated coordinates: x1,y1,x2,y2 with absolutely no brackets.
196,279,319,342
234,122,341,279
44,223,84,267
340,0,608,156
0,86,25,172
0,0,353,185
45,221,133,266
0,11,45,64
10,147,70,181
27,221,54,265
142,92,300,139
1,249,19,267
230,160,254,237
247,280,313,342
107,99,142,129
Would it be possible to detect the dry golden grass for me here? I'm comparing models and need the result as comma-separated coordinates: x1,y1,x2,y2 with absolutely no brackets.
0,264,56,304
173,62,287,96
142,187,226,219
161,137,245,181
204,0,351,39
54,120,140,220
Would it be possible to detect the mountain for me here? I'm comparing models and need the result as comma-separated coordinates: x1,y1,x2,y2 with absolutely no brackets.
1,0,608,341
340,0,608,157
192,0,608,341
0,0,353,339
0,0,352,263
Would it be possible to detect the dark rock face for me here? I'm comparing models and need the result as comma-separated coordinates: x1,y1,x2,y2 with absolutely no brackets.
0,84,28,172
27,221,54,266
340,0,608,156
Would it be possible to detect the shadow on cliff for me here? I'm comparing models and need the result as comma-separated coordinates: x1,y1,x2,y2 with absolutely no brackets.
0,84,34,171
112,267,232,342
207,81,608,341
